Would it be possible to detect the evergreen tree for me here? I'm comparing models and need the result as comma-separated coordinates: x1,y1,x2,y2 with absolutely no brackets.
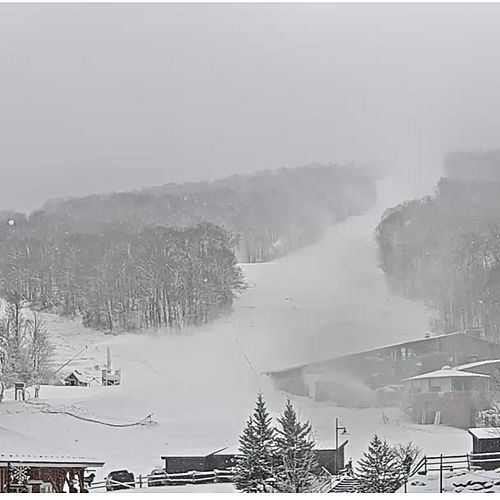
355,435,401,493
274,399,319,493
234,393,276,493
394,442,421,487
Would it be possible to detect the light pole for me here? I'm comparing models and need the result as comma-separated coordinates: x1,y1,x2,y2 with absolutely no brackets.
335,418,348,476
335,417,347,451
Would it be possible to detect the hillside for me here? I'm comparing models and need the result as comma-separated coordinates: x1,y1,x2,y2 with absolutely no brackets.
0,178,444,484
36,163,376,262
376,148,500,338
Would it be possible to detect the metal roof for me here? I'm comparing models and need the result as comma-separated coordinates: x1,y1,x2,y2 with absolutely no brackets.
0,426,104,467
404,367,490,381
468,427,500,440
265,331,484,375
454,359,500,371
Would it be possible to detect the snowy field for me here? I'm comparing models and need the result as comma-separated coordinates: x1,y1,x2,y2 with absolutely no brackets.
0,175,473,491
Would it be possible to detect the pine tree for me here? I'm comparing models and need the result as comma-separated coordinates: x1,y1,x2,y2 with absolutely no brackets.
394,442,421,486
355,435,401,493
234,393,276,493
274,399,319,493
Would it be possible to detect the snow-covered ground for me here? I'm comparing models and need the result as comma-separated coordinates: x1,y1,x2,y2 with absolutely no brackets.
0,175,471,491
403,468,500,493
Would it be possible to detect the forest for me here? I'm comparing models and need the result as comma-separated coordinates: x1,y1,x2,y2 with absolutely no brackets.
24,163,376,263
376,149,500,341
0,223,244,332
0,164,375,334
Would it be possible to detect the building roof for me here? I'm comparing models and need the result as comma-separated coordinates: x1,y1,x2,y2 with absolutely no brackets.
468,427,500,440
265,331,492,375
404,367,490,381
0,426,104,467
64,368,101,385
454,359,500,371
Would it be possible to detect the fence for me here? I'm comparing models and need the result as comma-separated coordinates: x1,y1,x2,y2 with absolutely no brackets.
89,468,235,491
408,451,500,493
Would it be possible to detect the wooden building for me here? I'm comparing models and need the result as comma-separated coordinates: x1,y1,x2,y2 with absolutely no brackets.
266,331,500,407
161,443,347,476
64,370,96,387
468,427,500,469
403,366,491,428
0,426,104,493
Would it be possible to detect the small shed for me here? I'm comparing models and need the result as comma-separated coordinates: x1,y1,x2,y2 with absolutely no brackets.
468,427,500,469
161,448,237,474
64,370,91,387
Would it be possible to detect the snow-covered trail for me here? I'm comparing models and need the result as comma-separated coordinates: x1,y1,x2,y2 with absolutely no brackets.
0,175,469,481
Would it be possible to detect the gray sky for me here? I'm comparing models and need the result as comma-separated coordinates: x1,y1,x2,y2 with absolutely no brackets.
2,3,500,212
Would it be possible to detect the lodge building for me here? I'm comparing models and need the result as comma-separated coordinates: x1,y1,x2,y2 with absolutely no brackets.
0,426,104,493
266,330,500,427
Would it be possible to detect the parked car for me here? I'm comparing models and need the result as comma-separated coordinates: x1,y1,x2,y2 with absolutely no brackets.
147,468,167,487
105,470,135,491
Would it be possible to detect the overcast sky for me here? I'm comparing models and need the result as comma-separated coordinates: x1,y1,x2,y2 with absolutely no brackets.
2,3,500,211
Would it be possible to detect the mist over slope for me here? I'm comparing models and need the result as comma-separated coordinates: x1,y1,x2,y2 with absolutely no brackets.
36,163,376,262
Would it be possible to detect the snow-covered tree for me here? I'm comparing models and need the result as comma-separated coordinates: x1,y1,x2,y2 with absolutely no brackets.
274,399,319,493
394,441,421,484
0,303,51,387
355,435,401,493
234,393,276,493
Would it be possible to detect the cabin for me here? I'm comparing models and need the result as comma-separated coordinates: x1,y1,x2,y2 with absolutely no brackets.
266,331,500,407
0,426,104,493
63,370,99,387
403,366,491,428
468,427,500,469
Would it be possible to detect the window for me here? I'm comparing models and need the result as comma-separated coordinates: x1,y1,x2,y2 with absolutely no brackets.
430,384,442,392
452,379,465,391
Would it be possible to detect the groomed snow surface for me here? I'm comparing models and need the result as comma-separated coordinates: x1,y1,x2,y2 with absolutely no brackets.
0,177,473,494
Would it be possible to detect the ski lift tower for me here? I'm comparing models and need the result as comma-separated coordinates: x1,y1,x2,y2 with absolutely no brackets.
101,347,121,386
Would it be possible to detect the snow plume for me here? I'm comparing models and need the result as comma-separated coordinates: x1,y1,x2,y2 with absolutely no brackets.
304,369,377,408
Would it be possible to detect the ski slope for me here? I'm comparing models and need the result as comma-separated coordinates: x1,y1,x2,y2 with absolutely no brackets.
0,176,474,485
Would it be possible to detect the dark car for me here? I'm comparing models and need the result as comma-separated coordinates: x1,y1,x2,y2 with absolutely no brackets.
105,470,135,491
147,468,167,488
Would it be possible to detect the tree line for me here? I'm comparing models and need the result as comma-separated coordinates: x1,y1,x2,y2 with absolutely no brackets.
376,151,500,341
0,222,245,332
0,302,51,395
235,394,420,493
2,163,375,264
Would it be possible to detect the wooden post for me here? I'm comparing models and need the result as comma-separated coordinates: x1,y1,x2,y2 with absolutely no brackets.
424,455,427,475
467,453,470,471
439,454,443,493
6,462,11,493
139,474,142,488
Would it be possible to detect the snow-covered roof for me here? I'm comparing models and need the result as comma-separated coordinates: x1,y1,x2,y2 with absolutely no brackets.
454,359,500,371
404,366,490,381
0,426,104,467
64,368,100,384
468,427,500,440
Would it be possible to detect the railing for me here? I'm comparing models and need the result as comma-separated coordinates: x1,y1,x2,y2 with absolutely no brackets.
89,468,235,491
407,451,500,493
410,451,500,478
